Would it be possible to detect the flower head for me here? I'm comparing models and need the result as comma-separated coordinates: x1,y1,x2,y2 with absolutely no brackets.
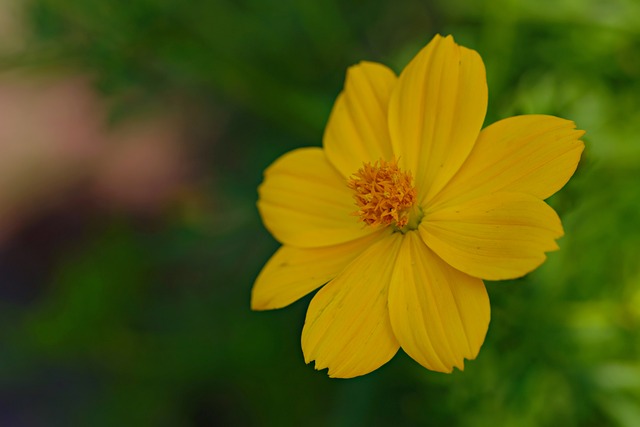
252,34,584,378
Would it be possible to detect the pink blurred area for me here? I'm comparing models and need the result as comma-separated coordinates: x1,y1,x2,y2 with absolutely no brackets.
0,74,194,245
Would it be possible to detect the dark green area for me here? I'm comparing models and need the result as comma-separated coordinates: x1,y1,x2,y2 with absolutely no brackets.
1,0,640,425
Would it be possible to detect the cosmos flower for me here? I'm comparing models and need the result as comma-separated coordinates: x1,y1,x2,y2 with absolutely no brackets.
252,34,584,378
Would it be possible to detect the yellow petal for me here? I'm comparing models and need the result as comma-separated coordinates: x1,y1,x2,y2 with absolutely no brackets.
301,233,402,378
251,230,387,310
389,232,489,372
258,147,374,248
323,61,397,177
430,115,585,209
388,34,488,205
421,192,563,280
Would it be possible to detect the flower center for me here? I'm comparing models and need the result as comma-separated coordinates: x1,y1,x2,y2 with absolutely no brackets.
347,159,419,231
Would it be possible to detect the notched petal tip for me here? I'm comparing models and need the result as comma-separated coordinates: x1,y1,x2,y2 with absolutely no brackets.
304,360,363,380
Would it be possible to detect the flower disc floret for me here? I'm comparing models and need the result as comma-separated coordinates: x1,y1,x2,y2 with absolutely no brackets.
347,159,417,228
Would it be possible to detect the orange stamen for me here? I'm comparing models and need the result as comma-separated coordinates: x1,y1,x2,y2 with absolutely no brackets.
347,159,417,228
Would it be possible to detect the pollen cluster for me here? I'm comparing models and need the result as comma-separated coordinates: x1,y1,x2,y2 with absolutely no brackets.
347,159,417,228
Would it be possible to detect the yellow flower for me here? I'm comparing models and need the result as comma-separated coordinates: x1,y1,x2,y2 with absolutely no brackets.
252,34,584,378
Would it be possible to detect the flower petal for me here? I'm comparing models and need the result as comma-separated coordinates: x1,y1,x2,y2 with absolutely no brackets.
301,233,402,378
258,147,374,248
430,115,585,209
421,192,563,280
388,34,488,204
251,230,388,310
323,61,397,177
389,232,489,372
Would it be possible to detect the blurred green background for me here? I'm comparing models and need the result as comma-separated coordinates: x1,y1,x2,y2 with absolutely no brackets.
0,0,639,426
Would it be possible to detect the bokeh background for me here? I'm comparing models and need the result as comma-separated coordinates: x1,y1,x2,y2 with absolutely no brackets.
0,0,639,426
